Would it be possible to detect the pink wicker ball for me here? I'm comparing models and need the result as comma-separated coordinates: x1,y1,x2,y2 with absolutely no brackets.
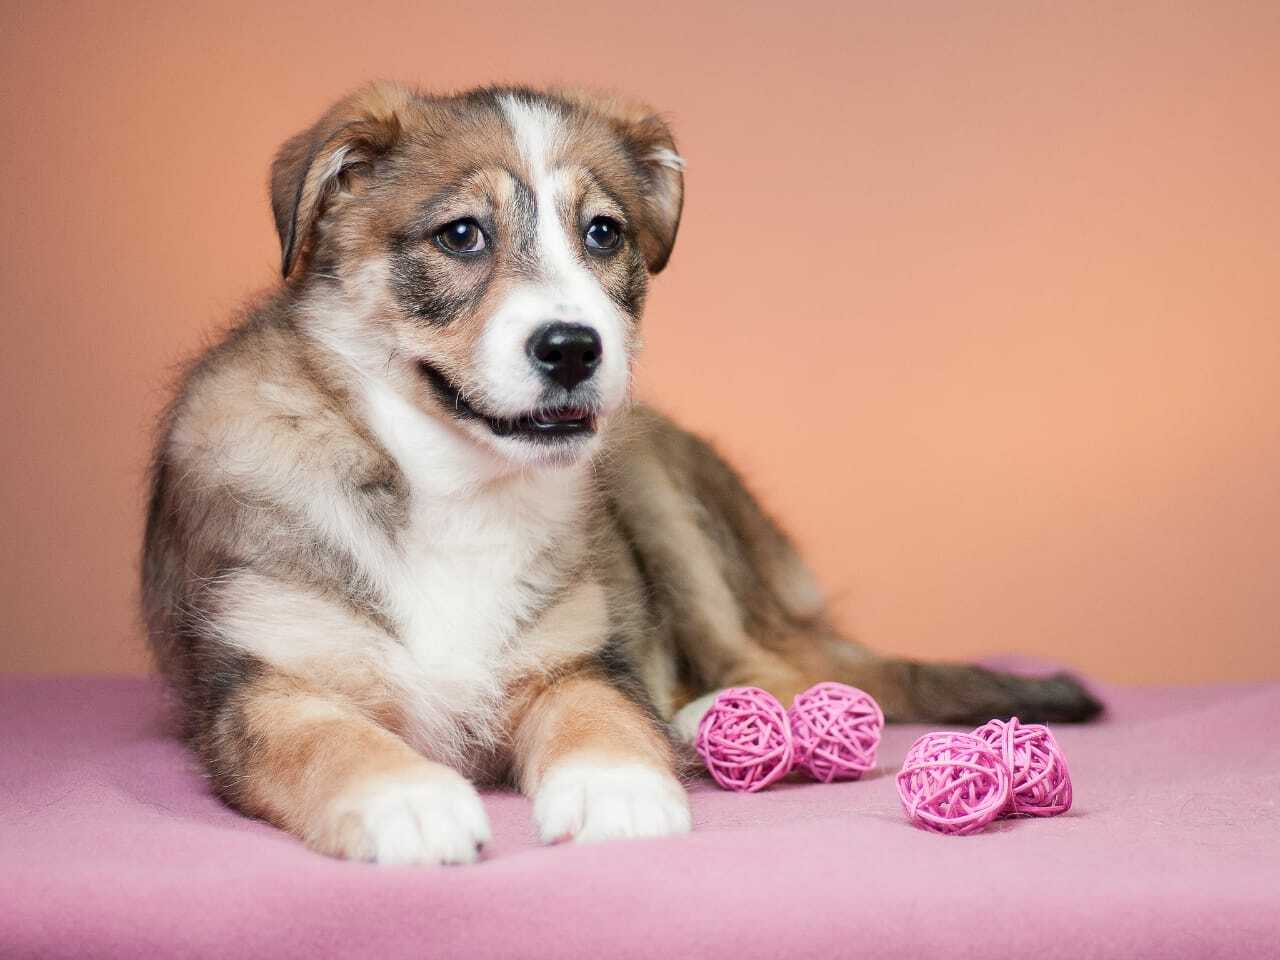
972,716,1073,817
694,687,794,792
896,732,1011,836
788,682,885,782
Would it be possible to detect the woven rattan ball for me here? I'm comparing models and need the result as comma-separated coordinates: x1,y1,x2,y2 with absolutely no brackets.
896,731,1011,835
694,687,794,792
972,716,1072,817
789,682,885,782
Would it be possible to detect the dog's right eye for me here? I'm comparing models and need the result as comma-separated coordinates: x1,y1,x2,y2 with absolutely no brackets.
434,218,487,256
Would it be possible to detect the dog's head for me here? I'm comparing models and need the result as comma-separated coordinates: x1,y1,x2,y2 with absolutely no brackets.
271,83,682,469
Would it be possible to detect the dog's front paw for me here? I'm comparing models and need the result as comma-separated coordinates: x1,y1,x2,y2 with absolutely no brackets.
533,759,691,844
320,764,491,865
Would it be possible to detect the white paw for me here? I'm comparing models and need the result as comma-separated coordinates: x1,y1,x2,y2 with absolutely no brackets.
324,767,491,866
670,690,724,743
533,760,692,844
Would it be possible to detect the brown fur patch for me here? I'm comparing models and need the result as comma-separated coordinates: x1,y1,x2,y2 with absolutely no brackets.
222,670,431,856
553,88,684,271
508,664,676,793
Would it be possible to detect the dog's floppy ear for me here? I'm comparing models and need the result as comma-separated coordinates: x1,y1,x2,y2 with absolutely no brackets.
270,82,412,280
558,90,685,274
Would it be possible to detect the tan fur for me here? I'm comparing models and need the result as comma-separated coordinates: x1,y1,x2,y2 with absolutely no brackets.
229,671,435,857
509,666,675,794
272,83,413,279
508,579,612,676
143,82,1100,865
608,448,762,682
553,88,683,271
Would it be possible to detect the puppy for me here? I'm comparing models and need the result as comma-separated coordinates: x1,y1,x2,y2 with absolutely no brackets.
142,83,1100,865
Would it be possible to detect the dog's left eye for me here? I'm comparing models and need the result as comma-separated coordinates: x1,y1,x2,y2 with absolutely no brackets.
584,216,623,255
434,218,487,256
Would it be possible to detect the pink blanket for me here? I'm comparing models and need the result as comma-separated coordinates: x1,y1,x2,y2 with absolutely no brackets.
3,673,1278,958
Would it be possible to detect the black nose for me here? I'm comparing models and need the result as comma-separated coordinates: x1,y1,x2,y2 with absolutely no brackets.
527,323,602,391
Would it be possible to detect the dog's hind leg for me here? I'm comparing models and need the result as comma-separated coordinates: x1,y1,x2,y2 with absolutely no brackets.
612,408,1104,733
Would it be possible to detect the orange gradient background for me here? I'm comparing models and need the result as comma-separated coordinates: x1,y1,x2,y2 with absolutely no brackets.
2,2,1277,683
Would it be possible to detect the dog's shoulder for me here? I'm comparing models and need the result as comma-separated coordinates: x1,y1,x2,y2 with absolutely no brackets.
602,402,694,462
604,403,742,497
162,294,390,496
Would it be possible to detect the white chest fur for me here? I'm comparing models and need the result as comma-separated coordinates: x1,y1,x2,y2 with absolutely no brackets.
358,377,583,755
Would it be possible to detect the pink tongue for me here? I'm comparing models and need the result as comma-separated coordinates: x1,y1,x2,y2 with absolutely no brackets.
543,408,585,423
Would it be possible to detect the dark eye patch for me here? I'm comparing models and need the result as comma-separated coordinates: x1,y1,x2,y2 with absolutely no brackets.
388,237,490,326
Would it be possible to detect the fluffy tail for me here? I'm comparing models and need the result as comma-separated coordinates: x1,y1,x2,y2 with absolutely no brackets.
850,658,1103,725
710,642,1103,727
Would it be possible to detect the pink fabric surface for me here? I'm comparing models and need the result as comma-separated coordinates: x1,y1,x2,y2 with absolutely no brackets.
3,673,1278,959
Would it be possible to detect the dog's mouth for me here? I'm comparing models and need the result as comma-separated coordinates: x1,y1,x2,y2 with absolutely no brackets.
486,406,597,439
419,362,598,442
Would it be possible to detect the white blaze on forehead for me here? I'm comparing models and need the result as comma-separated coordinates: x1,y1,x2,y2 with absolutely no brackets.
502,97,578,283
504,96,564,189
474,94,629,419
